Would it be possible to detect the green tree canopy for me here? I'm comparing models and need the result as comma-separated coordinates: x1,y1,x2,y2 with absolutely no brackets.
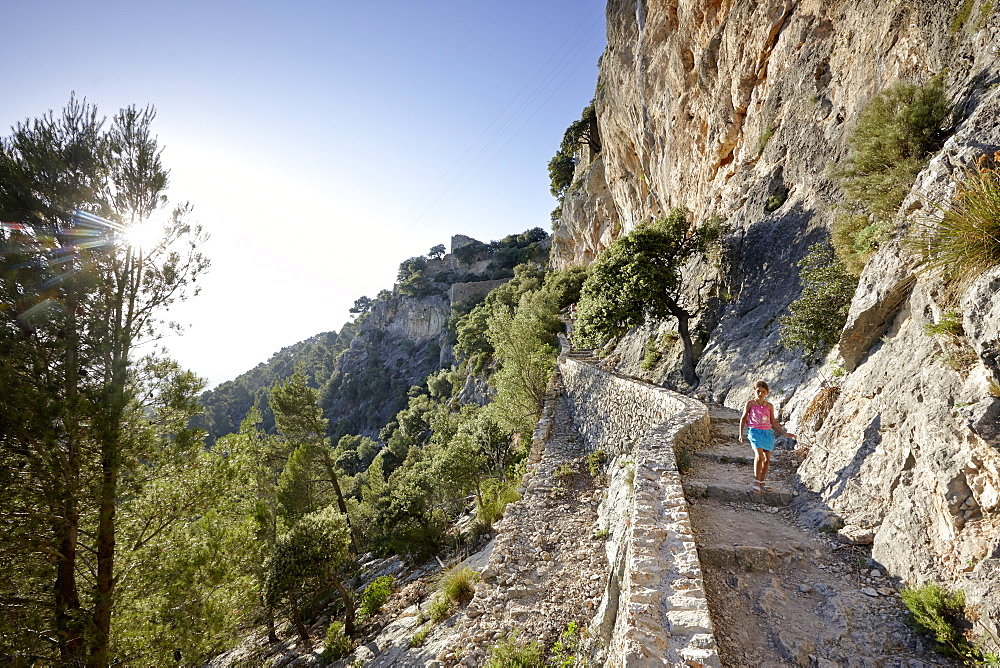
0,95,208,664
574,208,722,385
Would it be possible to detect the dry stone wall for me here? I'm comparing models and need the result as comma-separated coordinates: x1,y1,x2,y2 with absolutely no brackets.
558,356,718,666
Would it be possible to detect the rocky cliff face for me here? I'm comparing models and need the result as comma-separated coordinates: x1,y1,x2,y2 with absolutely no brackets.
323,293,450,439
556,0,1000,644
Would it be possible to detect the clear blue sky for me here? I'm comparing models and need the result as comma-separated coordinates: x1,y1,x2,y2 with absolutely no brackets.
1,1,606,386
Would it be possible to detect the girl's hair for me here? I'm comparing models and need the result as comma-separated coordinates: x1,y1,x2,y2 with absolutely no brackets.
755,380,769,392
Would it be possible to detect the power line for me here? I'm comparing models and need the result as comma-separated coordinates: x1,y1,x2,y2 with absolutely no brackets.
396,5,606,240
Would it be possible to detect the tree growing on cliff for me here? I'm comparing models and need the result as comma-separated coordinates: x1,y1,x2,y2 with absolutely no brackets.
548,101,601,200
573,208,723,386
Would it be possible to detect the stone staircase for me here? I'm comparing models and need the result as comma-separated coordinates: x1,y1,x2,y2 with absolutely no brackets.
680,406,949,667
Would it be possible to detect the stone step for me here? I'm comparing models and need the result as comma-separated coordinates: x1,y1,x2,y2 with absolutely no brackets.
694,444,753,465
708,405,742,425
683,480,794,507
697,544,806,571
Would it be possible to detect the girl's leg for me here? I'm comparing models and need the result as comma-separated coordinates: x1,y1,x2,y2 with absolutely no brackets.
754,448,766,483
760,449,771,481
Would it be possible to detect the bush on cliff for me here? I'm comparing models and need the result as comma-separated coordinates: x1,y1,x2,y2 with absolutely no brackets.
779,242,858,360
910,151,1000,287
900,583,988,662
832,75,951,274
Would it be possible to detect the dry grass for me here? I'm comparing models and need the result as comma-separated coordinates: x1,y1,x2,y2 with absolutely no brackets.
802,385,842,432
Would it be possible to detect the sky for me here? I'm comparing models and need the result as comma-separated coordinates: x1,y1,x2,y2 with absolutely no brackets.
0,0,607,387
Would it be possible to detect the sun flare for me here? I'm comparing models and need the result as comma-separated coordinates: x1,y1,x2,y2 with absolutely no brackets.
123,219,162,251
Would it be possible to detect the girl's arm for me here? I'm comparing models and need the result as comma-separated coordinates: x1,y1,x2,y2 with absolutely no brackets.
768,403,796,439
738,401,751,442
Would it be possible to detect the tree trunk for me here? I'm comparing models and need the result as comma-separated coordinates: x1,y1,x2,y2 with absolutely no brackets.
319,449,361,547
667,300,699,387
266,606,279,644
290,597,312,649
55,282,84,662
330,576,356,637
91,252,133,666
91,435,118,667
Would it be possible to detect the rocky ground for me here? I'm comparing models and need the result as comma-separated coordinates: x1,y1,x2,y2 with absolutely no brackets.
686,406,955,667
435,389,608,666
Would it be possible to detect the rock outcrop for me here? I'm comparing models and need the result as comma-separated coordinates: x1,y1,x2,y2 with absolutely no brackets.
555,0,1000,649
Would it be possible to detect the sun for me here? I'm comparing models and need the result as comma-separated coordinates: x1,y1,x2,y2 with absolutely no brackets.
122,219,162,251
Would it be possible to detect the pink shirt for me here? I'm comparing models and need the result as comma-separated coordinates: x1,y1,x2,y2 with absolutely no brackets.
747,403,771,430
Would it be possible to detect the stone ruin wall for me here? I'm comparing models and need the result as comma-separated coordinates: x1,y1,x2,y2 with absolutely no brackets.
557,356,717,666
449,278,511,306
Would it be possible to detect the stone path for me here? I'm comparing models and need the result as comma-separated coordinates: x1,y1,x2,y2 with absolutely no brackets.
685,406,953,667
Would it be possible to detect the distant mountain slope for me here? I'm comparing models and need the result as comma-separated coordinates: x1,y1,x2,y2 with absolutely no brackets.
196,228,549,443
196,325,357,442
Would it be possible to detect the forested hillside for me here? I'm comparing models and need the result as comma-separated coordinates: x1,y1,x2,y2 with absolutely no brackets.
197,326,357,442
197,227,550,444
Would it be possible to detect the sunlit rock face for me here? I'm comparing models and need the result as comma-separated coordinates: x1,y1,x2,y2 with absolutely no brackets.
557,0,1000,641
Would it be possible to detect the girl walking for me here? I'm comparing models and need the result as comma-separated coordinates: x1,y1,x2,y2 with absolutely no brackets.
739,381,795,492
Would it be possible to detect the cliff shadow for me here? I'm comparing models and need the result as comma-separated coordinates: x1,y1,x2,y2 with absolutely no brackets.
697,200,827,404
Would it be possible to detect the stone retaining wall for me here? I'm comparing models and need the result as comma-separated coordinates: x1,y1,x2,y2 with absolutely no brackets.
559,356,719,667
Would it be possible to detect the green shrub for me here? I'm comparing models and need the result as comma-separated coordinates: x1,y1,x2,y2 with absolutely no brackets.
779,243,858,359
553,463,575,483
951,0,975,33
640,331,681,370
359,576,396,618
484,630,544,667
438,566,480,604
675,447,693,473
765,192,787,213
923,311,979,373
832,213,891,276
321,621,352,662
834,76,950,220
641,335,663,370
551,621,583,667
428,594,454,623
901,583,982,661
924,311,964,339
757,123,775,157
410,624,430,647
910,152,1000,286
587,449,608,477
477,477,521,528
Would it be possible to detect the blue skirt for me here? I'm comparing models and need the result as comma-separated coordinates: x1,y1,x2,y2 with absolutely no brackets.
748,428,775,452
